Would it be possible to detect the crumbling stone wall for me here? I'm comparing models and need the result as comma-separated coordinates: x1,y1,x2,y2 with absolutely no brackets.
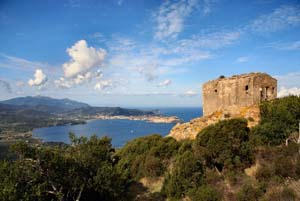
202,73,277,116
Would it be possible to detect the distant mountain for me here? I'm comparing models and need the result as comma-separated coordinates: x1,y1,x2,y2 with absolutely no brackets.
0,96,157,119
66,106,155,116
0,96,158,133
1,96,90,111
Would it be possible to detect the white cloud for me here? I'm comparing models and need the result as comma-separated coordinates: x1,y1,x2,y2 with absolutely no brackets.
94,80,115,91
236,56,249,63
106,29,240,84
278,87,300,97
275,72,300,88
63,40,106,78
28,69,47,87
154,0,198,40
109,53,160,82
54,70,103,89
275,72,300,97
249,5,300,33
157,79,172,87
183,89,198,97
73,72,93,85
54,77,73,89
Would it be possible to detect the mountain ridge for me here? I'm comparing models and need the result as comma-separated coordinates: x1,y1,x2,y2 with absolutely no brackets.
0,96,90,111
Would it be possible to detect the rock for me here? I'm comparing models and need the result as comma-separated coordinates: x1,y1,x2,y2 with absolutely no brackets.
168,105,260,141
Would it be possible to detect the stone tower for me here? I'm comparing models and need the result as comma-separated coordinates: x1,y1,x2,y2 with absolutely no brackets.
202,73,277,116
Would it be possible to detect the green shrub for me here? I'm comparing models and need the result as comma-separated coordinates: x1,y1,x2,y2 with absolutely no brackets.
161,151,204,199
204,169,223,186
252,96,300,145
195,118,254,171
116,135,180,179
237,184,263,201
189,185,221,201
255,165,274,182
274,156,295,178
0,135,129,201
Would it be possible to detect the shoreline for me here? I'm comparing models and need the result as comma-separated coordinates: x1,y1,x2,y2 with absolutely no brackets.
86,115,183,124
0,115,182,147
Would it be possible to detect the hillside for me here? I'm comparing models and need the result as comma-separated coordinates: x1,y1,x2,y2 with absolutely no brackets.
1,96,300,201
0,96,162,134
65,106,155,116
169,104,260,140
1,96,90,112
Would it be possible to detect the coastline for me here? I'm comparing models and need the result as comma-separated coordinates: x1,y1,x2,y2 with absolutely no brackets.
0,114,182,149
84,115,183,124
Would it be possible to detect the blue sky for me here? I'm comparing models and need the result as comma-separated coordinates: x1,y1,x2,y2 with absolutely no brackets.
0,0,300,107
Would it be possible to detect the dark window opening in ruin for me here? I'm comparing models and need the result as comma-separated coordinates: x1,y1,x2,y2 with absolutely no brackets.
266,87,269,98
245,85,249,90
272,87,275,94
214,89,218,93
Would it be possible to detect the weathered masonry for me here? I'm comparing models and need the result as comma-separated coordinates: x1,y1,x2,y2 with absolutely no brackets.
202,73,277,116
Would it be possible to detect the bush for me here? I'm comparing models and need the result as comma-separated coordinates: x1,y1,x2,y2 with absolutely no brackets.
256,143,300,181
189,185,221,201
252,96,300,145
265,187,297,201
274,156,295,178
161,151,204,199
0,135,129,201
194,118,254,171
255,165,274,182
237,183,263,201
116,135,180,179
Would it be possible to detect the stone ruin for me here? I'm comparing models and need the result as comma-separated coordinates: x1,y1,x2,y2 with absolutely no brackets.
168,72,277,141
202,72,277,116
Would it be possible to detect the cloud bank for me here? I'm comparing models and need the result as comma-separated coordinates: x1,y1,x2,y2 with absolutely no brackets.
278,87,300,97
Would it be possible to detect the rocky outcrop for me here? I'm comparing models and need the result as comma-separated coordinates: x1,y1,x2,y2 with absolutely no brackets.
168,105,260,141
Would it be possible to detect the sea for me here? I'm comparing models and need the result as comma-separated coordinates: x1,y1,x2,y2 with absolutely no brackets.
33,107,203,148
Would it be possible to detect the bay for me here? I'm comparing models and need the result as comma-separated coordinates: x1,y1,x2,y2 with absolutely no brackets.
33,107,203,147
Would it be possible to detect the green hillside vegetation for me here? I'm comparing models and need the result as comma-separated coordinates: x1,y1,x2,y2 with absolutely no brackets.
0,95,300,201
252,95,300,145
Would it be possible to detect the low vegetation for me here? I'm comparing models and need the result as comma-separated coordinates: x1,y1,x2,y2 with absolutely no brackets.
0,95,300,201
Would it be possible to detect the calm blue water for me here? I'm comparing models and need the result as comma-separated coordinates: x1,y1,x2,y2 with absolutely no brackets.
33,107,203,147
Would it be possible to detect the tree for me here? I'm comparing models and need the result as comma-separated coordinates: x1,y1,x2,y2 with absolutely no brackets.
252,96,300,145
0,134,130,201
162,151,204,199
194,118,254,171
116,135,179,179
